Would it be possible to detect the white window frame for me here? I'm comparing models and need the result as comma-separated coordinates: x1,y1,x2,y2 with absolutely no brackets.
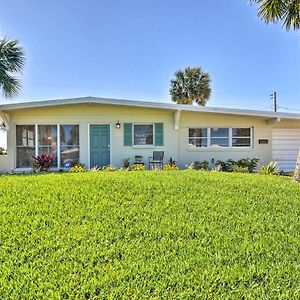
133,123,155,148
231,127,252,148
188,127,253,150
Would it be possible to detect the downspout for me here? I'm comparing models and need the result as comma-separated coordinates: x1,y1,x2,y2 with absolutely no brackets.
174,110,181,166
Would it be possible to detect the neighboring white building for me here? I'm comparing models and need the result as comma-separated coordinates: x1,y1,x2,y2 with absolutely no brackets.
1,96,300,173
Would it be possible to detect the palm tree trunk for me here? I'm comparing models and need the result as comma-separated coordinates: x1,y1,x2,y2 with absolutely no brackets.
294,148,300,182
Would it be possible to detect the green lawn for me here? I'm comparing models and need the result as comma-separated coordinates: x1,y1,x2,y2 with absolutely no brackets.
1,171,300,299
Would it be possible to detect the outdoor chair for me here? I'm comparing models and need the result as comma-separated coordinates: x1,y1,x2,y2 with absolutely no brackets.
148,151,164,170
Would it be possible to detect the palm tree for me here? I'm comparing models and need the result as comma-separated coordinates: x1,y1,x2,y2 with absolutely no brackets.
0,37,25,98
249,0,300,30
170,67,211,106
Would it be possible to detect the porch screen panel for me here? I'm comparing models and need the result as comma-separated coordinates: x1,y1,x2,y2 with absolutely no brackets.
60,125,79,167
16,125,35,168
38,125,57,166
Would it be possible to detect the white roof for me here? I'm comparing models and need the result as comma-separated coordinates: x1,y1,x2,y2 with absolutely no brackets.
1,96,300,120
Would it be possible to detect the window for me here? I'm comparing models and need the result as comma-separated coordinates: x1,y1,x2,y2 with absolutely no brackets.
60,125,79,167
211,128,229,147
134,124,153,145
16,124,80,169
232,128,251,147
16,125,35,168
38,125,57,165
188,128,207,147
188,127,252,148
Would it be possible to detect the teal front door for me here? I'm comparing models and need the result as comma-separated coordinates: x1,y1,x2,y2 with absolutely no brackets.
90,125,110,167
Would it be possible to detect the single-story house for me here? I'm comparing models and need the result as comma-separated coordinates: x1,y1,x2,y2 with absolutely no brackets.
1,96,300,173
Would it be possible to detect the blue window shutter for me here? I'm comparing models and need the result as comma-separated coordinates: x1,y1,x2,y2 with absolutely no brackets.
124,123,132,146
155,123,164,146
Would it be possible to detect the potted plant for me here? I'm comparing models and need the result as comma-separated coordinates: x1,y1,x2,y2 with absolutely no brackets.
123,158,130,168
135,155,143,163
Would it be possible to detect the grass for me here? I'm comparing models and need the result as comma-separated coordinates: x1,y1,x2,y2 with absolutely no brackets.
1,171,300,299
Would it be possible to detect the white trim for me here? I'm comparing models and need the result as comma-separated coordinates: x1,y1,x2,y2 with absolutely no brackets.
88,123,112,169
174,110,181,130
35,124,38,157
57,124,61,168
1,96,300,120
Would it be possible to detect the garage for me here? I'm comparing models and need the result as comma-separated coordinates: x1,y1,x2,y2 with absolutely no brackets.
272,129,300,171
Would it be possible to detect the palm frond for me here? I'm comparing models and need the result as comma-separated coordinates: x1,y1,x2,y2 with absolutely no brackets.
249,0,300,30
0,71,22,98
0,37,25,98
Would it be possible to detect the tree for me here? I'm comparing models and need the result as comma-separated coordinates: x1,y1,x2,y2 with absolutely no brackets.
249,0,300,30
250,0,300,181
170,67,211,106
0,37,25,98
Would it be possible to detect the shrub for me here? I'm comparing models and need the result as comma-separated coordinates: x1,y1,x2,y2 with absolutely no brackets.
188,161,209,170
164,164,179,170
164,158,179,170
69,163,86,173
215,159,236,172
260,161,278,175
130,164,145,171
32,154,55,172
237,158,259,173
216,158,259,173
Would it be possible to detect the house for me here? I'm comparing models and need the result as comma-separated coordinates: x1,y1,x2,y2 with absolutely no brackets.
1,96,300,173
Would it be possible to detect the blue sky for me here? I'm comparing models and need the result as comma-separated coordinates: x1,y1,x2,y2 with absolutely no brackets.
0,0,300,147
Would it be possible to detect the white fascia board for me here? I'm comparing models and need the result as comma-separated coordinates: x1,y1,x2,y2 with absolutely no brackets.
1,96,300,121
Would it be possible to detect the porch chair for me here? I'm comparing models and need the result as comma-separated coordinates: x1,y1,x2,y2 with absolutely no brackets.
148,151,164,170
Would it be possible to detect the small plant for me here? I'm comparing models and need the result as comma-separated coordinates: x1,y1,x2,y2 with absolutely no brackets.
123,158,130,168
211,164,222,172
164,158,179,170
260,161,278,175
187,161,209,170
130,164,145,171
101,165,118,172
90,166,101,172
69,163,86,173
32,154,55,172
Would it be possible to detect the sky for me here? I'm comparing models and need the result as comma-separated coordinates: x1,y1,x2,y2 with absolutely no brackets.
0,0,300,147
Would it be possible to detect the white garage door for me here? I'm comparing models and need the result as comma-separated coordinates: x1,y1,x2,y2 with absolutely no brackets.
272,129,300,171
